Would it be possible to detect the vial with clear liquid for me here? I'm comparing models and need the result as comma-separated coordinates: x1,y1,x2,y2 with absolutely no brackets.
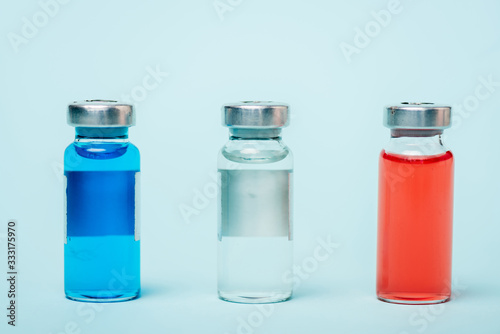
377,103,454,305
218,101,293,304
64,100,141,302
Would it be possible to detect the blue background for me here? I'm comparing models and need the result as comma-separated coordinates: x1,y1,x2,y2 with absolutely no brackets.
1,0,499,333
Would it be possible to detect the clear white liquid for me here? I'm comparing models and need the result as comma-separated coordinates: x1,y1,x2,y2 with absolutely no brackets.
218,236,292,303
218,169,293,303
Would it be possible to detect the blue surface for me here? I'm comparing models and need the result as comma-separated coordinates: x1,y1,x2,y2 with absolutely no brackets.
1,0,500,333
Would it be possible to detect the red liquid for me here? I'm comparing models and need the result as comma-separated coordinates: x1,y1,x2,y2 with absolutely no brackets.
377,150,454,304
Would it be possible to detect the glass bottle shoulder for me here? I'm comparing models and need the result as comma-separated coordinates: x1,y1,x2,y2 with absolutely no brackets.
383,135,451,157
64,141,140,172
218,138,293,170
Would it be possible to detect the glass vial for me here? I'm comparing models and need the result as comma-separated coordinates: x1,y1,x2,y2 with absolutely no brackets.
218,101,293,304
377,103,454,305
64,100,140,302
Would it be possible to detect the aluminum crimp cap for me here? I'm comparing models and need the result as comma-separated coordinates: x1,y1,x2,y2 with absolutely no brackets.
68,100,135,127
384,102,451,130
222,101,289,128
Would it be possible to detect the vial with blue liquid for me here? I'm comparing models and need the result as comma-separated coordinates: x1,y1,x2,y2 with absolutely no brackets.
64,100,140,302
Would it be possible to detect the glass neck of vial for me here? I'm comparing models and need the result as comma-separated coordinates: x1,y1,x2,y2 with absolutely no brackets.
385,129,447,156
229,128,282,140
75,127,129,143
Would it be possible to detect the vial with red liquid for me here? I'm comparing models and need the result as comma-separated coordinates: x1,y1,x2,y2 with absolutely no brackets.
377,103,454,305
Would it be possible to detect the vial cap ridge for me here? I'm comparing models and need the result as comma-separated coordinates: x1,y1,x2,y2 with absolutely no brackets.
384,102,451,130
222,101,289,128
68,100,135,127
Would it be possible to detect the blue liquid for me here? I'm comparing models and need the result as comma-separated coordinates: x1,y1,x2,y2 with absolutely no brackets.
65,235,140,302
64,137,140,302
